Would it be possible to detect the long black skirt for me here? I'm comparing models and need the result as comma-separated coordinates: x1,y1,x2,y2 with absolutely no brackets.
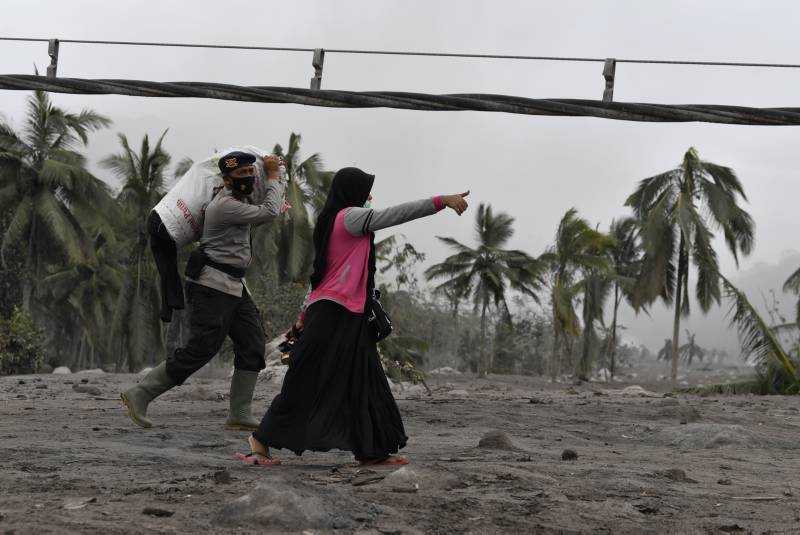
253,300,408,460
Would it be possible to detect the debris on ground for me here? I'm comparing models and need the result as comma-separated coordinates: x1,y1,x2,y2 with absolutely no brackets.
477,431,517,451
561,449,578,461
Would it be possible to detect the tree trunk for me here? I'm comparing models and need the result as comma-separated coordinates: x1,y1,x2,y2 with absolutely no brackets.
21,211,37,313
671,237,687,385
609,284,620,378
578,303,591,382
478,300,488,377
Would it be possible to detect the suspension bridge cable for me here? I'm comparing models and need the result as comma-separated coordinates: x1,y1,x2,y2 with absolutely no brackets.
1,74,799,126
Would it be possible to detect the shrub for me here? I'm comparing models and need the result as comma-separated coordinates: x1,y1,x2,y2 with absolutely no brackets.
0,307,46,375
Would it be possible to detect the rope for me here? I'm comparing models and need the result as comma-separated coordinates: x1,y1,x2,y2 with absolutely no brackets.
3,36,800,69
1,74,800,126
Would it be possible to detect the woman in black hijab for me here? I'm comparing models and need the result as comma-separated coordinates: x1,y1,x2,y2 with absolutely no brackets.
237,167,468,466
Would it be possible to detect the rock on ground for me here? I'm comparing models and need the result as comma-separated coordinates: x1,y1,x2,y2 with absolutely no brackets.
215,477,381,531
429,366,461,375
478,431,517,451
380,467,420,493
52,367,71,375
656,423,763,449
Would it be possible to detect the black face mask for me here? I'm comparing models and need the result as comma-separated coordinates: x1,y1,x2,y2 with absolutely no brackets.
230,175,256,196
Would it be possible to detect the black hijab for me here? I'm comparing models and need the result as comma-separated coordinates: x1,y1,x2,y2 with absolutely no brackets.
310,167,376,291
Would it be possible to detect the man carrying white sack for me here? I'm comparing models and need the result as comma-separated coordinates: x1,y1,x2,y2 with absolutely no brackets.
148,146,281,323
123,150,287,431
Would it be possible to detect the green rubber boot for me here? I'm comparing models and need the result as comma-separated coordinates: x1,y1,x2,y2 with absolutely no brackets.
121,362,176,429
225,369,261,431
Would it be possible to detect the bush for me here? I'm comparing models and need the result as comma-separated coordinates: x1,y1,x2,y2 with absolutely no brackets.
0,307,45,375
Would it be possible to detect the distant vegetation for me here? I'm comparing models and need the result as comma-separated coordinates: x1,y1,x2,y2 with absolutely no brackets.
1,91,798,391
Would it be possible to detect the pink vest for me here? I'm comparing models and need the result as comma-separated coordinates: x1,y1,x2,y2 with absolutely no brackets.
306,209,371,314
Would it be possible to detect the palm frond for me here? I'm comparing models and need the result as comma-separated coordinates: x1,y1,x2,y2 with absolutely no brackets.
173,156,194,179
720,275,797,387
34,190,87,264
624,170,676,218
1,197,32,266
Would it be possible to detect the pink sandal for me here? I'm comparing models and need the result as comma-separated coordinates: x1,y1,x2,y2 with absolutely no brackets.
234,452,281,466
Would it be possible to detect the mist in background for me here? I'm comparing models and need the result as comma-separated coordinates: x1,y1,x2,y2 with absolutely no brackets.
1,0,797,353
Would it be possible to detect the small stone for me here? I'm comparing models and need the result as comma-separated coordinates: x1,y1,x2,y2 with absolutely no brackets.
351,469,385,487
655,468,697,483
52,366,72,375
64,497,96,510
478,431,516,451
380,467,419,493
561,449,578,461
142,507,174,517
212,470,232,485
35,384,47,390
17,380,25,385
718,478,732,485
92,427,101,431
446,389,469,397
72,384,102,396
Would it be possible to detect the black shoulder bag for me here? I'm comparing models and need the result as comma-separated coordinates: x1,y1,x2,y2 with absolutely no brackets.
367,289,393,342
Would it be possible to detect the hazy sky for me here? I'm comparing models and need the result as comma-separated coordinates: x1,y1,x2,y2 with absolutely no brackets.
1,0,798,351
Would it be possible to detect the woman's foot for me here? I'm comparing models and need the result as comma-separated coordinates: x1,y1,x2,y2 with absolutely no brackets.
359,455,409,467
234,435,281,466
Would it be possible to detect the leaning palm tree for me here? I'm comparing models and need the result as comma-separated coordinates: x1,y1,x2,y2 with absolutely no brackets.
0,90,112,313
539,208,612,378
100,131,171,371
721,275,798,393
625,147,754,384
425,203,545,376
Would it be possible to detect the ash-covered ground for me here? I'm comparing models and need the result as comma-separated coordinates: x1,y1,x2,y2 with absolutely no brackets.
2,362,799,534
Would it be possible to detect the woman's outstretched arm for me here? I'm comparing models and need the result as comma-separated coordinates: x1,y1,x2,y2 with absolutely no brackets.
343,192,469,236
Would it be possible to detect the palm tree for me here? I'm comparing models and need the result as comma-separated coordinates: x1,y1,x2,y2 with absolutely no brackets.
576,261,614,381
41,232,123,369
425,203,544,376
100,131,171,371
605,217,644,377
540,208,612,379
679,330,706,366
656,339,673,363
721,275,798,393
268,132,331,282
0,90,112,313
625,147,754,384
784,267,800,326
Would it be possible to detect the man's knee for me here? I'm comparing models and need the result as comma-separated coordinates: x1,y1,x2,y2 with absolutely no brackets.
166,347,218,384
234,340,266,372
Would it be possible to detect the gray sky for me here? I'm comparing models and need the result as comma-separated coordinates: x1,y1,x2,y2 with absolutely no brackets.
1,0,798,352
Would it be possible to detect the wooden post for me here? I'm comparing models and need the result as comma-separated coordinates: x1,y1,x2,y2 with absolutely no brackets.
603,58,616,102
310,48,325,90
47,39,59,78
